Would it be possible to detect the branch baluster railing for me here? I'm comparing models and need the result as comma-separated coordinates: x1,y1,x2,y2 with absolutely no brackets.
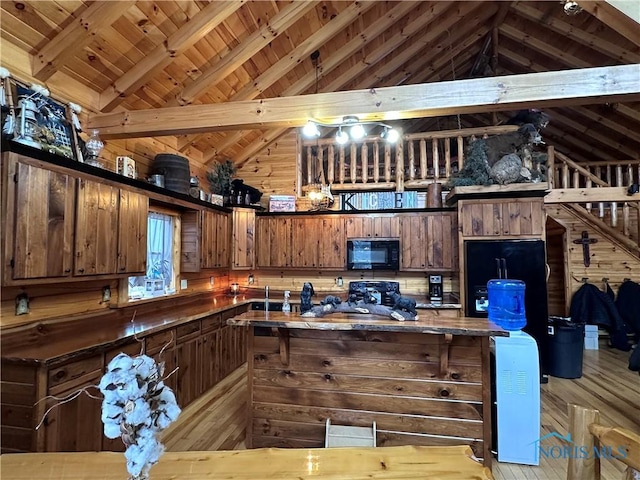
550,152,640,249
297,125,520,194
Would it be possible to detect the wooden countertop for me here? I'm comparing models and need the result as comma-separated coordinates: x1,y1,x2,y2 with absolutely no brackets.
1,295,253,365
228,311,508,336
0,445,494,479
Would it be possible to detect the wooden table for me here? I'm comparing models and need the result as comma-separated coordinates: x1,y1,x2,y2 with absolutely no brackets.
228,311,507,467
0,445,494,479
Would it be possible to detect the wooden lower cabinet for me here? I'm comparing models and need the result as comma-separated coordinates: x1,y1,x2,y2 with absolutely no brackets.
0,305,248,453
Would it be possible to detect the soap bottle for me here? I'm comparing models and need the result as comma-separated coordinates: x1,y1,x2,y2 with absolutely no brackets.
282,290,291,312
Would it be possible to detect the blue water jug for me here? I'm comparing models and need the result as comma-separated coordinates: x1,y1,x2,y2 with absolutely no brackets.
487,279,526,331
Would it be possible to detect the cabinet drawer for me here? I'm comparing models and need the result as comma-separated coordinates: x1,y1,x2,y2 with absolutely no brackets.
220,307,239,324
176,321,201,342
48,355,103,394
145,330,175,356
201,314,222,333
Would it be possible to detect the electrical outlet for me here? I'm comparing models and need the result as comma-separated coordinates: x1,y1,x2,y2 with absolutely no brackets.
15,294,29,315
180,279,188,289
102,286,111,303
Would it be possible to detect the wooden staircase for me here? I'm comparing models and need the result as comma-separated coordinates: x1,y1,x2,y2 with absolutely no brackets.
546,150,640,259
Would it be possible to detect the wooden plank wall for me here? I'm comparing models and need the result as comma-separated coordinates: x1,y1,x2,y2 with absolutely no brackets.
545,205,640,314
248,329,486,459
228,270,459,301
546,217,568,317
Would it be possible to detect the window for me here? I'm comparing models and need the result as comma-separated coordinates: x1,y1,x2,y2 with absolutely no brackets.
128,210,180,301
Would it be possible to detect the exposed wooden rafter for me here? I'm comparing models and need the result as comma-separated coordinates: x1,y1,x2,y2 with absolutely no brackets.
87,64,640,138
99,1,246,112
581,1,640,46
168,1,318,107
32,1,137,81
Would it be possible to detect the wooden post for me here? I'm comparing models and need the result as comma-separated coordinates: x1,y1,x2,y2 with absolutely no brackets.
339,145,345,185
396,140,404,192
350,143,357,184
457,135,464,169
432,139,440,180
327,144,335,184
408,140,415,180
444,139,451,179
373,141,380,183
547,145,555,189
361,142,368,184
384,144,391,182
623,203,630,236
420,139,427,180
567,403,600,480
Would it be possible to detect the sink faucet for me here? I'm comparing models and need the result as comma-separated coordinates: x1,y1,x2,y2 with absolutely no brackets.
265,286,269,300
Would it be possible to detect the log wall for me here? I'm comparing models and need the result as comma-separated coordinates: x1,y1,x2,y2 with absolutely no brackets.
545,205,640,314
248,328,488,461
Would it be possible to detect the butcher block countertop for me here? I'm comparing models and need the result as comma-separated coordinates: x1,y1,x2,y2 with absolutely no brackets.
0,445,494,480
228,310,508,336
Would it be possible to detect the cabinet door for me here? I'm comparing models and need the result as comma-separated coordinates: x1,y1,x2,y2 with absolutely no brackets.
181,210,201,273
8,159,75,281
400,216,427,270
290,217,319,268
319,217,345,269
117,190,148,274
201,210,231,269
425,212,457,271
201,329,220,392
345,215,373,238
45,356,103,452
215,212,231,268
232,208,255,269
74,178,119,275
345,215,399,239
256,217,292,268
175,336,201,408
459,199,544,238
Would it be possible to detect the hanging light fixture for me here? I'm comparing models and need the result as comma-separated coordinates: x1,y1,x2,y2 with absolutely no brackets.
301,115,400,144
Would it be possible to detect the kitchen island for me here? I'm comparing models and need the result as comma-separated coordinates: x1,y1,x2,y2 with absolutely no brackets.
228,311,507,466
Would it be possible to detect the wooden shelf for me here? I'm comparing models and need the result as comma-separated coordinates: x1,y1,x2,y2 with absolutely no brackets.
445,183,549,205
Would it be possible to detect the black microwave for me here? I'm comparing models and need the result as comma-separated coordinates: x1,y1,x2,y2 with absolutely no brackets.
346,240,400,270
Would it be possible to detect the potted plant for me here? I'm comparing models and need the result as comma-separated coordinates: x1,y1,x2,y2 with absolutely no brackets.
206,159,236,205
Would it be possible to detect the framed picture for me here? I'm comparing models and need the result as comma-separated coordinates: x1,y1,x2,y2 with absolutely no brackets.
4,79,79,161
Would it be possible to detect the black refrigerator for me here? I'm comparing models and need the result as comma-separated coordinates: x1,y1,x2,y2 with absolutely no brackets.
464,239,550,374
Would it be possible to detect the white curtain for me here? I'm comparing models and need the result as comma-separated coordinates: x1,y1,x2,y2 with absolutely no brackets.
147,212,173,286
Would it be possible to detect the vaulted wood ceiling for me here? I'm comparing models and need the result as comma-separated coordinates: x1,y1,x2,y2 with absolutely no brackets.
1,1,638,168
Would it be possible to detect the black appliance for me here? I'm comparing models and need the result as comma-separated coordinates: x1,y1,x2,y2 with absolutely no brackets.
348,281,400,307
428,274,443,305
251,301,284,311
346,240,400,271
464,239,550,374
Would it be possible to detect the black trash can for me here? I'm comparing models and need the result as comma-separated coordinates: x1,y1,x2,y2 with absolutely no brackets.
548,317,585,379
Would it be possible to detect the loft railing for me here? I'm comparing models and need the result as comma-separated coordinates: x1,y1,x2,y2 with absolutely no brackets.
548,151,640,252
296,125,520,194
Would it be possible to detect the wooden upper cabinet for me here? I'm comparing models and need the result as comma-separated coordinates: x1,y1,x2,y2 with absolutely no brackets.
318,216,345,269
232,208,255,270
181,210,201,273
201,210,231,269
117,190,148,274
345,215,399,239
5,157,76,282
400,212,457,271
290,217,320,268
256,216,292,268
459,198,545,238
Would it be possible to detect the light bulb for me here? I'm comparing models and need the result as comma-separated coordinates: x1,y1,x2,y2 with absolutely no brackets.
350,123,365,140
302,121,320,137
335,128,349,145
384,128,400,143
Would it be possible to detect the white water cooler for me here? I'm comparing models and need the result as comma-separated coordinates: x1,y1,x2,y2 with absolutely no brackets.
491,330,541,465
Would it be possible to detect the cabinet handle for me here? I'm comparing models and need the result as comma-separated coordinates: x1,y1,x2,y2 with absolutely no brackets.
78,268,85,273
64,268,71,273
120,266,126,271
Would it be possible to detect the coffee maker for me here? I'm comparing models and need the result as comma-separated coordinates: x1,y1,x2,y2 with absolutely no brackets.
428,275,443,305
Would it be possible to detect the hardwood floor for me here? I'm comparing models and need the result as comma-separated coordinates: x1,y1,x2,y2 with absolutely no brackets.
163,340,639,480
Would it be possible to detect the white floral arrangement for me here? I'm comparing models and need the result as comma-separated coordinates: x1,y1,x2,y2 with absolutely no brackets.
99,353,181,480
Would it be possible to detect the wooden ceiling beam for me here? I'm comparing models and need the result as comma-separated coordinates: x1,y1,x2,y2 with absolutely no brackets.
32,1,137,81
177,0,376,152
200,1,419,164
168,1,318,107
581,1,640,47
512,3,640,63
99,0,245,112
87,64,640,139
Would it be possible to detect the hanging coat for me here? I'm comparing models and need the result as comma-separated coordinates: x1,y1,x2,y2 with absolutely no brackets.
615,280,640,340
569,283,629,351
